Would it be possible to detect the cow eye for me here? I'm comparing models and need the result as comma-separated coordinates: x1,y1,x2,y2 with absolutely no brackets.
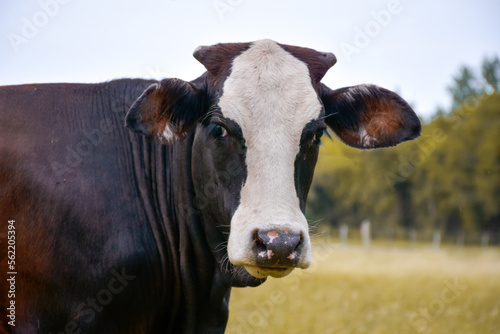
312,128,325,145
211,124,228,139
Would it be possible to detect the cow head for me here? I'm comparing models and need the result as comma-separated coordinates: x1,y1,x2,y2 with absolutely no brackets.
126,40,421,281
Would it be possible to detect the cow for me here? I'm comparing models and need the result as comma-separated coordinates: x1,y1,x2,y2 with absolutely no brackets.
0,39,420,333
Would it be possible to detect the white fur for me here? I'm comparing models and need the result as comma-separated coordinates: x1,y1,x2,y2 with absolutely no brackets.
359,125,377,148
220,40,321,272
357,84,372,96
162,123,179,143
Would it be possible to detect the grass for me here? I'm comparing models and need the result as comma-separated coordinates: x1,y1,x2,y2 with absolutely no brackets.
226,242,500,334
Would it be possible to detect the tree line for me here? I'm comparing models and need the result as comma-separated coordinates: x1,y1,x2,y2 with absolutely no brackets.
308,56,500,241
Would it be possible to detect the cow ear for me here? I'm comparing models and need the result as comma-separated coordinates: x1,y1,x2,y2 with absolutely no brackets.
321,84,421,149
125,78,206,143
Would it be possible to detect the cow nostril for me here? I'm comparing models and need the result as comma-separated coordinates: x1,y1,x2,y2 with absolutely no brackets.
253,229,267,251
294,231,304,252
253,229,261,243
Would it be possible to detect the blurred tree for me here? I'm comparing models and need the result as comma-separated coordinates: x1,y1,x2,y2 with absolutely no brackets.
448,65,483,110
472,93,500,232
482,56,500,92
431,105,447,120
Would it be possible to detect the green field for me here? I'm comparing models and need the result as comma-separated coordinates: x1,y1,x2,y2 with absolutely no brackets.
226,242,500,334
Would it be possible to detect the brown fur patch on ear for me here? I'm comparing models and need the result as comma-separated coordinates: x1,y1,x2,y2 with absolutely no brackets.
126,83,165,137
322,84,421,149
126,78,206,140
361,97,406,147
143,87,170,137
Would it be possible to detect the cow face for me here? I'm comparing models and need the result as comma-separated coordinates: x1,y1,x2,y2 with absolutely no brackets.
126,40,421,280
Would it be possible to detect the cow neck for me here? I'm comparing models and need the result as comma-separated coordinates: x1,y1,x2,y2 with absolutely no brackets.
171,133,234,331
128,129,231,332
125,131,178,325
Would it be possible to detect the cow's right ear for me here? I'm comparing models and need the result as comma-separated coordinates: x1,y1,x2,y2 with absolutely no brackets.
321,84,421,149
125,78,206,143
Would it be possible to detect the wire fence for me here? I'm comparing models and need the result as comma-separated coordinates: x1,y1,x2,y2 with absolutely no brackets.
315,222,500,248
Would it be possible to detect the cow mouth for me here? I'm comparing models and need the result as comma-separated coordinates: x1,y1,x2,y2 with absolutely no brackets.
243,265,294,278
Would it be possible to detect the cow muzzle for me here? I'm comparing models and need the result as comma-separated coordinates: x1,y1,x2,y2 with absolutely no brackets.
228,225,311,279
245,228,305,278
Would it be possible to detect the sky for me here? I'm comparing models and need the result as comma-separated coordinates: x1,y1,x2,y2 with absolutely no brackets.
1,0,499,120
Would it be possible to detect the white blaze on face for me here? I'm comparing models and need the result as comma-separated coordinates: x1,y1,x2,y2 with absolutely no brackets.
221,40,322,270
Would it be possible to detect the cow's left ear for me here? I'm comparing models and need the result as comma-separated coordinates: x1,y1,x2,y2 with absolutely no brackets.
126,78,206,143
321,84,421,149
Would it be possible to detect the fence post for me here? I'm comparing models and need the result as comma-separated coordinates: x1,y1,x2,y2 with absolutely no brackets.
339,223,348,246
409,229,417,248
432,230,441,249
361,220,371,248
481,232,490,248
386,226,395,247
